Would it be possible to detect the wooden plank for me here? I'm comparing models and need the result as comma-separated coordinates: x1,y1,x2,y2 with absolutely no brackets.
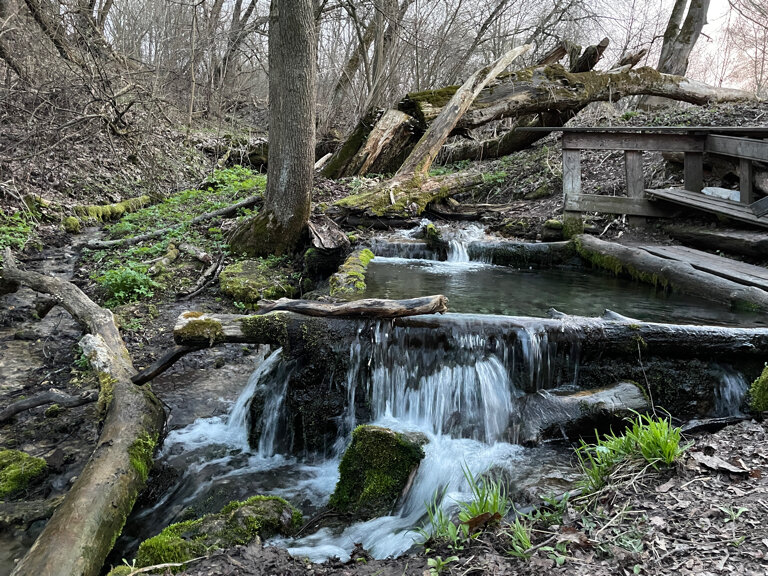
706,135,768,163
684,152,704,192
520,126,768,137
751,196,768,218
646,188,768,228
641,244,768,290
565,194,670,217
561,132,704,152
562,148,581,204
625,150,644,198
740,158,754,204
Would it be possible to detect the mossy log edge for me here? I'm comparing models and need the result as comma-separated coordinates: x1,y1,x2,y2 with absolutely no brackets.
573,234,768,312
173,307,768,360
2,248,164,576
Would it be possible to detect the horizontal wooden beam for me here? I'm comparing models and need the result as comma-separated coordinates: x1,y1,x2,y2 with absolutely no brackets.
562,132,704,152
706,135,768,163
565,194,670,217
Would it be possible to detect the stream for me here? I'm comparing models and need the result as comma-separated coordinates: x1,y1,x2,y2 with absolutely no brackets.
115,224,753,565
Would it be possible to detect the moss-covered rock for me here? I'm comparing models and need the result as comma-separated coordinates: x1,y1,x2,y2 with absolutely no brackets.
329,425,426,519
62,216,81,234
329,249,375,299
219,259,297,304
136,495,301,571
74,195,150,222
0,449,47,498
749,364,768,413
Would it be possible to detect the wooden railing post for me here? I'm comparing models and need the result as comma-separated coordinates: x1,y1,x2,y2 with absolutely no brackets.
561,133,583,237
684,151,704,192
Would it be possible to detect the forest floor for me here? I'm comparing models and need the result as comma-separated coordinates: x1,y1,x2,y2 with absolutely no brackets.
1,100,768,575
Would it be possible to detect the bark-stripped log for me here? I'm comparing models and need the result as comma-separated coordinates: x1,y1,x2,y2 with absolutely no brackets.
0,388,98,422
2,248,164,576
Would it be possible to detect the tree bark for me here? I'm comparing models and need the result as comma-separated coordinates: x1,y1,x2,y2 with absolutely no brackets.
2,249,164,576
229,0,316,257
641,0,711,109
0,388,98,423
391,43,530,184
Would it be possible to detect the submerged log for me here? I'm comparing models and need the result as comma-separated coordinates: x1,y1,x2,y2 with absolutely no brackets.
517,381,650,444
2,248,164,576
574,234,768,312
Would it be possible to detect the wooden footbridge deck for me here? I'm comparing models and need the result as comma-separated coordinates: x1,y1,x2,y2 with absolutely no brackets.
521,126,768,228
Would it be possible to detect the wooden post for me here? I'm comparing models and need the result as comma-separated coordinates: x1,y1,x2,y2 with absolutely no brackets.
684,151,704,192
740,158,754,204
562,144,583,236
625,149,645,226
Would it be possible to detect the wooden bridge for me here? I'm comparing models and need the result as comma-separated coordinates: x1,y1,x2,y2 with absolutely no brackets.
523,126,768,228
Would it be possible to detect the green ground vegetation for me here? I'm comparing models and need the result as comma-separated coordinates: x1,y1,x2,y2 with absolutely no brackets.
0,210,36,260
135,495,301,571
82,166,265,307
0,449,47,498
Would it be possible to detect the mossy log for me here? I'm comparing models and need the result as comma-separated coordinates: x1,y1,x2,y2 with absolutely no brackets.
574,234,768,312
2,248,164,576
331,170,486,220
174,308,768,360
74,195,150,222
335,66,756,177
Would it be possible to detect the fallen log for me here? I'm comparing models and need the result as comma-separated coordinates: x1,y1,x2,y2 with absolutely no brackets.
2,248,164,576
0,388,98,423
662,225,768,260
174,308,768,359
131,344,205,385
255,294,448,317
392,44,530,183
85,193,263,250
573,234,768,312
517,381,650,444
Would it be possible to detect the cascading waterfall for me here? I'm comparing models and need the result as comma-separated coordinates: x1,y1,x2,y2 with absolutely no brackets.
714,366,749,416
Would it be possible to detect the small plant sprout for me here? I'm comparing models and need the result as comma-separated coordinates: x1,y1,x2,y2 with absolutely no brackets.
427,555,459,575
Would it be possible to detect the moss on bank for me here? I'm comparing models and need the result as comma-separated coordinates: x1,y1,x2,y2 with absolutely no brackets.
219,258,297,303
329,425,425,518
749,364,768,412
329,249,375,298
74,196,150,222
0,449,47,498
135,495,301,571
175,315,226,346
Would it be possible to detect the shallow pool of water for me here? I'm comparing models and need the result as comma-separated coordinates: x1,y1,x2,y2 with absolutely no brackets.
362,257,765,326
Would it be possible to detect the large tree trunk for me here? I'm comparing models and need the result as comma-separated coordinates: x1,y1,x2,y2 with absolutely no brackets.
229,0,316,257
640,0,711,109
2,249,164,576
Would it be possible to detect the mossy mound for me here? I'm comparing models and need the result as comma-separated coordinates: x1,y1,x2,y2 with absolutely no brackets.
749,364,768,412
329,249,374,299
74,195,150,222
62,216,81,234
329,425,426,519
0,449,47,499
219,258,297,303
136,495,301,571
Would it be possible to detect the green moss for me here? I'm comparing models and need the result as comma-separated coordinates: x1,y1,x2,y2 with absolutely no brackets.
329,425,425,518
74,196,150,222
176,317,225,346
562,214,584,239
0,449,47,498
44,404,62,418
238,312,290,348
330,249,375,298
129,431,158,483
97,373,117,416
106,566,133,576
398,86,459,125
749,364,768,412
424,223,441,251
573,236,669,290
219,259,297,303
135,496,301,571
543,219,563,230
62,216,81,234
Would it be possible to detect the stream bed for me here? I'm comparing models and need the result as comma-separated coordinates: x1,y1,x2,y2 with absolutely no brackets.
115,228,756,566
